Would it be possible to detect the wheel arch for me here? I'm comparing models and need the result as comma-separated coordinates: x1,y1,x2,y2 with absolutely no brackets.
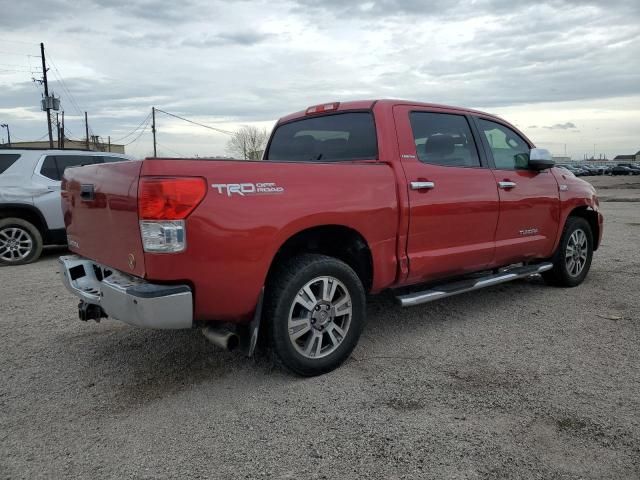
266,224,374,293
568,206,601,250
0,203,48,237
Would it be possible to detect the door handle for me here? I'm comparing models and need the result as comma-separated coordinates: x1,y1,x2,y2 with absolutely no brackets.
410,181,435,190
498,181,516,189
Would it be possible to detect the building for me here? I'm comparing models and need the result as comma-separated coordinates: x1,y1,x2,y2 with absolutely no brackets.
1,139,125,154
613,150,640,162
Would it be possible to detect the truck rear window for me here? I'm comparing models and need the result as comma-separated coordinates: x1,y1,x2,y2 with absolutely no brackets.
0,154,20,174
266,112,377,162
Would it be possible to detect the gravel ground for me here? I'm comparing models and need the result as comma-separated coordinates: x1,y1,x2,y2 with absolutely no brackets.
1,177,639,479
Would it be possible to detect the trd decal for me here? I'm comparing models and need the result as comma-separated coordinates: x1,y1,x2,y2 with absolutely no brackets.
211,182,285,196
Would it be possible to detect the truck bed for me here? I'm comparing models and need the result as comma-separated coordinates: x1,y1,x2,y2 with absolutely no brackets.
62,158,400,322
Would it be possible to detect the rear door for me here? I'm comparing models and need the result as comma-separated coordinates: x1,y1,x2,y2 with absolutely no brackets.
473,117,560,265
393,106,500,283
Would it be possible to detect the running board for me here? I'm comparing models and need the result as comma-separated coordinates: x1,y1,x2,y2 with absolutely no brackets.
395,262,553,307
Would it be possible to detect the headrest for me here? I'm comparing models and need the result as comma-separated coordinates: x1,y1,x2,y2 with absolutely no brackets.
424,134,455,157
288,135,316,157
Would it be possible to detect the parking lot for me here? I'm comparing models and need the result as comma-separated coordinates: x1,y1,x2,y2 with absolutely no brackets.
1,176,638,479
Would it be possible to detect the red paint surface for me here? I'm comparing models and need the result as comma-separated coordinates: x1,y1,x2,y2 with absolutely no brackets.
62,99,603,324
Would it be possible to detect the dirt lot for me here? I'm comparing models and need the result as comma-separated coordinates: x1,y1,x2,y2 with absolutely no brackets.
1,175,639,479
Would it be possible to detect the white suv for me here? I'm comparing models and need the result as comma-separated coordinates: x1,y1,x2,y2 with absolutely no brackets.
0,149,131,265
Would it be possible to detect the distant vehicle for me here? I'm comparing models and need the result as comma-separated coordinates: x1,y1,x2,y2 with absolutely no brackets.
561,165,588,176
611,166,636,176
0,149,131,265
58,100,603,376
580,165,604,176
617,164,640,175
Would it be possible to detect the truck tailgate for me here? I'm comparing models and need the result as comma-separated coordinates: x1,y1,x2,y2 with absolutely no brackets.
62,160,145,277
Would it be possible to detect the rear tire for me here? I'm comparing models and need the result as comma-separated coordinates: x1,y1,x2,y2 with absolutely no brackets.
265,254,366,376
0,218,43,266
542,216,593,287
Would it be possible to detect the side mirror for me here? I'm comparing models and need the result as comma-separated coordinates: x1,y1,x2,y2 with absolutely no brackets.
529,148,555,170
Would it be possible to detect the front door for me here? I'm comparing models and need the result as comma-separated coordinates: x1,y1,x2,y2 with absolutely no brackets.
473,117,560,266
393,106,500,284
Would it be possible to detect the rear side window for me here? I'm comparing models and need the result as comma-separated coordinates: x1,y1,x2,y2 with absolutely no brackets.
40,155,102,181
266,112,377,161
409,112,480,167
0,154,20,174
40,156,59,180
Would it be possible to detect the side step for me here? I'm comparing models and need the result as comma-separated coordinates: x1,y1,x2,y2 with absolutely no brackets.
395,262,553,307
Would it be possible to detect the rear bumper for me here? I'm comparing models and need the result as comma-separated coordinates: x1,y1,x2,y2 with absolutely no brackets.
58,254,193,329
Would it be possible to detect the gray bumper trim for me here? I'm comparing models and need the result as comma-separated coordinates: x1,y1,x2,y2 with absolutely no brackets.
59,254,193,329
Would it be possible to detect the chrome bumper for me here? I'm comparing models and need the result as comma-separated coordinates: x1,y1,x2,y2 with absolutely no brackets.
58,255,193,329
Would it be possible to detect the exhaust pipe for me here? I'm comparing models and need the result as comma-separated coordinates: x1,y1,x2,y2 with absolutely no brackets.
202,327,240,351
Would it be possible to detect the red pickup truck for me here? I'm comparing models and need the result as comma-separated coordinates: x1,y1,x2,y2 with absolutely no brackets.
59,100,603,376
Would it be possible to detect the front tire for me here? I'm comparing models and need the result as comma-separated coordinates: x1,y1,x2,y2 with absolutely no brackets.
0,218,43,266
265,254,366,376
542,216,593,287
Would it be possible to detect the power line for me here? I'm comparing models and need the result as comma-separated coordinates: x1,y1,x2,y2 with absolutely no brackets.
45,49,85,118
156,142,184,157
111,112,152,142
0,62,41,69
124,115,152,146
155,108,233,135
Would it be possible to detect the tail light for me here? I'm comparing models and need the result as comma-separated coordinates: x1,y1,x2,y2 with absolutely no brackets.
138,177,206,253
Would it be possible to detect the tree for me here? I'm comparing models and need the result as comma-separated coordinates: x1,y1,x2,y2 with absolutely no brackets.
226,125,269,160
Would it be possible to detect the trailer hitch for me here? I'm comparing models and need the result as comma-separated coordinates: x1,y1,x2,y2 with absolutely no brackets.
78,301,106,323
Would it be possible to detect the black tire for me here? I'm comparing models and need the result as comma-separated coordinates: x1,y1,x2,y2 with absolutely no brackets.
542,216,593,287
265,254,366,376
0,217,43,266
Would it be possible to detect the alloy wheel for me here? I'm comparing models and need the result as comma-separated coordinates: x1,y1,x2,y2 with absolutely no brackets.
287,275,352,359
565,228,588,277
0,226,34,263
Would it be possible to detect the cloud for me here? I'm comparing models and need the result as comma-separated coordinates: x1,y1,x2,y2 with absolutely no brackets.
0,0,638,158
544,122,578,130
181,32,274,48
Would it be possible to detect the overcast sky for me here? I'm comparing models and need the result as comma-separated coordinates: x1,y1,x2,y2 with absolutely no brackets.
0,0,638,159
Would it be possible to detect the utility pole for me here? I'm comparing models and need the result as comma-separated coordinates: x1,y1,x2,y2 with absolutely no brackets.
85,111,89,150
152,106,157,157
108,136,111,152
56,112,60,147
40,43,54,148
0,124,10,147
60,111,65,149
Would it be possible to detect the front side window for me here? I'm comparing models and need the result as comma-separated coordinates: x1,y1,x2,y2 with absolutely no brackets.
409,112,480,167
266,112,377,161
477,119,530,170
0,154,20,175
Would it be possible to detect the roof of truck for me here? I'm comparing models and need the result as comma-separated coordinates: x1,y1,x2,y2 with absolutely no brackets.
277,99,504,124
